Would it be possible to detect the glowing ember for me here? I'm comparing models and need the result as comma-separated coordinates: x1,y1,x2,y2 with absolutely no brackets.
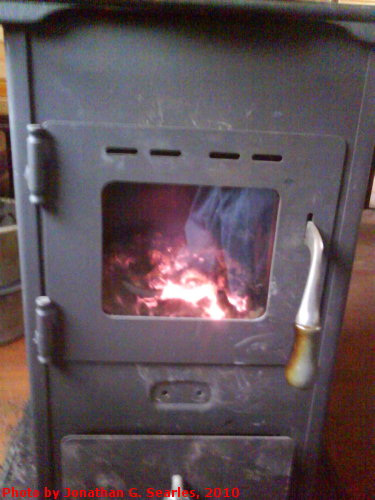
160,281,225,320
103,233,263,319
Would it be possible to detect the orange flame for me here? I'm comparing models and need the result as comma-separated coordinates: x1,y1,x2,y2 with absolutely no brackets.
160,281,225,320
106,239,250,319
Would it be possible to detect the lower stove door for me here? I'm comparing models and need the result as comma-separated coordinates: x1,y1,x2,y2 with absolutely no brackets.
61,435,295,500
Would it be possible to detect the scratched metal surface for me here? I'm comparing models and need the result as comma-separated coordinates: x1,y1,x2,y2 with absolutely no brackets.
42,123,345,365
61,435,295,500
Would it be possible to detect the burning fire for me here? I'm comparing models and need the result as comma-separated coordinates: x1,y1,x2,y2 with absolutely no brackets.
104,234,253,319
160,280,225,320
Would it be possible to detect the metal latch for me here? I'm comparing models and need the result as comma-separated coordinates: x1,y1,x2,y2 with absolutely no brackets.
25,124,50,205
34,296,58,364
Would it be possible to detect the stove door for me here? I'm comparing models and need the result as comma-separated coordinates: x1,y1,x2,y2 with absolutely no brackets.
42,122,345,365
61,435,295,500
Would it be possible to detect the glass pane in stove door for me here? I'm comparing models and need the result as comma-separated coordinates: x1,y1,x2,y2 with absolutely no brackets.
102,182,279,319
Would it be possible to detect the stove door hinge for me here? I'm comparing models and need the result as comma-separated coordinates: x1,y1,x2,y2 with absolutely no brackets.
34,296,59,364
25,124,50,205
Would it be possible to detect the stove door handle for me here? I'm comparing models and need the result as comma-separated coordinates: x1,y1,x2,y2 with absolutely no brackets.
164,475,191,500
285,220,324,389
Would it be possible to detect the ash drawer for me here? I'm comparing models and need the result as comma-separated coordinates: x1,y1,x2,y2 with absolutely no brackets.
62,435,294,500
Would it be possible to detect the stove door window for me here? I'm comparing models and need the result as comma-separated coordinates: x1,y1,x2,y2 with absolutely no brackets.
102,182,279,319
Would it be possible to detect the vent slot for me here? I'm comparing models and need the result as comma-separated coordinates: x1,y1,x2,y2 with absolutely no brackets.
150,149,181,157
252,154,282,162
106,147,138,155
209,152,240,160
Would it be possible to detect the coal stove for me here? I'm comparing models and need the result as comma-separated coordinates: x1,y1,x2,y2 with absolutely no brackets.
2,1,374,498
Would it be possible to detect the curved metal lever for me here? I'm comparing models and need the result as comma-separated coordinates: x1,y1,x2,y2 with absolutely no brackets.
285,220,324,389
164,475,191,500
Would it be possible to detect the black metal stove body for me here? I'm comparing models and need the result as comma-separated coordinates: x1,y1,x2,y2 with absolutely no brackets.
2,1,374,498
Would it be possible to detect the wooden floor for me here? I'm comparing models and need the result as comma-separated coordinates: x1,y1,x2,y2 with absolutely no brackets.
0,336,29,466
0,210,374,496
324,209,375,498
